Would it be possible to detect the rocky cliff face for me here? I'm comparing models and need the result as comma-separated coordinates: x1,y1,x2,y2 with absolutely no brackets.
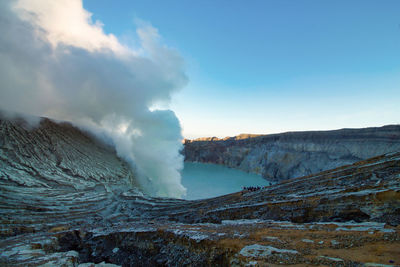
1,117,399,266
184,125,400,182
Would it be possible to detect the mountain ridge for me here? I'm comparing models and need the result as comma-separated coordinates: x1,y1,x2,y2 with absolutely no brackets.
184,124,400,182
186,124,400,142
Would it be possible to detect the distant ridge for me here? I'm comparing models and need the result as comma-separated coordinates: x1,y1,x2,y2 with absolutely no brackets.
185,124,400,143
184,124,400,182
185,133,263,143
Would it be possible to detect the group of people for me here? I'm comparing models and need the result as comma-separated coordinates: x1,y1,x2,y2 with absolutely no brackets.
242,186,266,192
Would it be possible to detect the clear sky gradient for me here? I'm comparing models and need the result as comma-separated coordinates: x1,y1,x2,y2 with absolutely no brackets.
84,0,400,138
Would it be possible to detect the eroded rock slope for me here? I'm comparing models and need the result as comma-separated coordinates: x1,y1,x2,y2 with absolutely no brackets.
0,117,399,266
184,125,400,182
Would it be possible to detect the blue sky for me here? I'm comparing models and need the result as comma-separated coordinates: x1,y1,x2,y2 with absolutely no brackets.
84,0,400,138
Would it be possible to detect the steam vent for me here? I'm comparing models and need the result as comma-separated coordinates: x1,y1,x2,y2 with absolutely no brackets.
1,117,400,266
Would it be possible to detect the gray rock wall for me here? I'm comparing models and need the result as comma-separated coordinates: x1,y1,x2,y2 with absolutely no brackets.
183,125,400,182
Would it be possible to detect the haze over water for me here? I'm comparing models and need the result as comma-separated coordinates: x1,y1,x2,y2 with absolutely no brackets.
181,162,271,200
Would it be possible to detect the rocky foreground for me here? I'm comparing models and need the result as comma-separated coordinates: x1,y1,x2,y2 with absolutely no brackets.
184,125,400,183
0,117,399,266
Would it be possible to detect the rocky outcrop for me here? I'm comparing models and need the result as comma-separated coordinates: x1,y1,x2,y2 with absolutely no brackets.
0,116,136,190
184,125,400,182
1,117,399,266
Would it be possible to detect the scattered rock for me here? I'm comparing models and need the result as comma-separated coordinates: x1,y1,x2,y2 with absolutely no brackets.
239,244,298,258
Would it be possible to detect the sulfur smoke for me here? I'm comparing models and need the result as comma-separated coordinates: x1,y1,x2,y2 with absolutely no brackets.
0,0,187,198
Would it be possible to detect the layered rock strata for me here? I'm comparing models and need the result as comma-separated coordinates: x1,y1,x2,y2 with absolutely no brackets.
183,125,400,182
0,117,399,266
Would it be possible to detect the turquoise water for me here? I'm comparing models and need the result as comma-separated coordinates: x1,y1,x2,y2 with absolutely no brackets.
181,162,271,200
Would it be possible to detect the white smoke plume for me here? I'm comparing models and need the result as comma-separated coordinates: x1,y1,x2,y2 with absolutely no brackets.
0,0,187,198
